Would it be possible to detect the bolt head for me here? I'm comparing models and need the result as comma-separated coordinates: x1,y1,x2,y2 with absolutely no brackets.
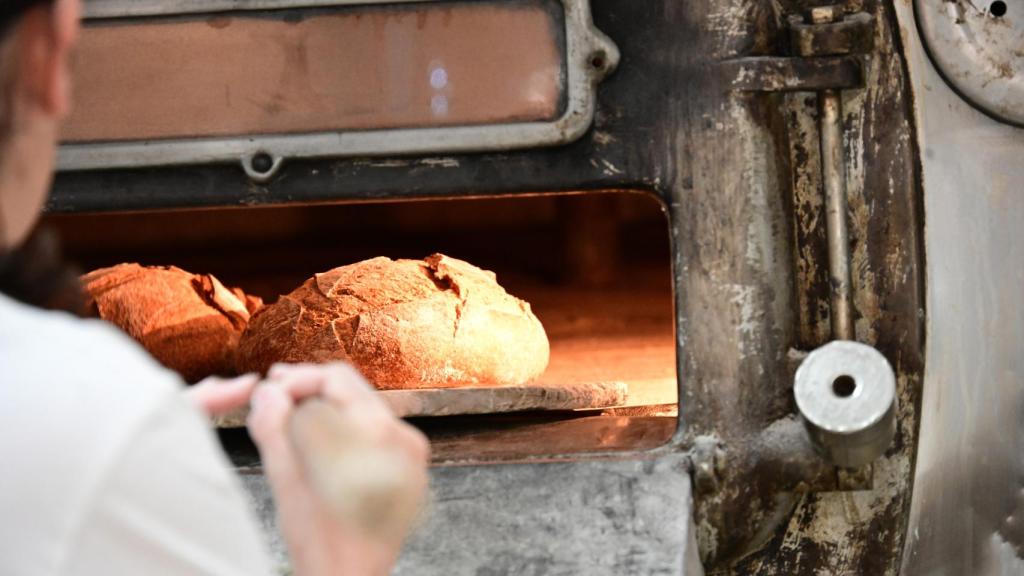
251,153,274,174
805,5,845,24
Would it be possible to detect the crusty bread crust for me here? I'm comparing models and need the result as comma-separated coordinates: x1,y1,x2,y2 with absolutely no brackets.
81,263,263,382
236,254,549,389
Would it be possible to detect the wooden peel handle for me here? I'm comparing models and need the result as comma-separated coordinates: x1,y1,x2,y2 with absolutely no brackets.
288,399,424,539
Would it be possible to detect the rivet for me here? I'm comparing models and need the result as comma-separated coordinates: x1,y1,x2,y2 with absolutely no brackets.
251,152,274,174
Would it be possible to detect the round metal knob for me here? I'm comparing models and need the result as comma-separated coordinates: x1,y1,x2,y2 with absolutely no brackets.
793,341,897,468
915,0,1024,125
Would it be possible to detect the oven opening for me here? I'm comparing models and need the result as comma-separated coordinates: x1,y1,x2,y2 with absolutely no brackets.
44,191,677,464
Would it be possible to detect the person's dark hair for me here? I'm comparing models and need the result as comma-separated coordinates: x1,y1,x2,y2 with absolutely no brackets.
0,1,53,36
0,227,85,313
0,0,85,314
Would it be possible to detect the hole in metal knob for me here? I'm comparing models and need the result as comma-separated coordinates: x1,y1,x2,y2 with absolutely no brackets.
832,374,857,398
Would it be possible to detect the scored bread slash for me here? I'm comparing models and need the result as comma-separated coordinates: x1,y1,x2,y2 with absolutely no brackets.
213,381,629,428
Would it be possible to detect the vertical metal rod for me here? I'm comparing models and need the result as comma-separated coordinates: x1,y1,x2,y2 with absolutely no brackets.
819,88,876,487
819,89,854,341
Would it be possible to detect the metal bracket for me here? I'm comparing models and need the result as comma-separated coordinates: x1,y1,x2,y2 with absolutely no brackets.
722,7,873,93
724,55,864,92
788,10,874,57
691,436,726,495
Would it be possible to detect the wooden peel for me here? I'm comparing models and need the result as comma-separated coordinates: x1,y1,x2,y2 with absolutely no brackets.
379,381,628,418
216,381,630,428
288,399,425,539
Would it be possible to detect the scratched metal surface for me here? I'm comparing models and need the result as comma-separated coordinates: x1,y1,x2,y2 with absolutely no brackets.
238,453,702,575
895,1,1024,574
676,0,924,571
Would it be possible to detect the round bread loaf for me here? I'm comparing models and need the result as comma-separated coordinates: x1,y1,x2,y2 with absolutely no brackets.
236,254,550,389
82,263,263,382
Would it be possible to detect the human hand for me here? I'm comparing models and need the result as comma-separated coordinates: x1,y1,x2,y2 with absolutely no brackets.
185,373,260,418
247,363,430,576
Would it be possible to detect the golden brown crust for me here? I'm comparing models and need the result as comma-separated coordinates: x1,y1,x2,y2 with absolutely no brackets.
237,254,549,389
81,263,263,382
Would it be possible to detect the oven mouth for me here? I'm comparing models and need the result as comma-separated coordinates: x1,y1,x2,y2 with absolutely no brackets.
44,190,679,465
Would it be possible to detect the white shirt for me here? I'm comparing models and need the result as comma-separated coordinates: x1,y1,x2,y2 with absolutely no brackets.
0,293,275,575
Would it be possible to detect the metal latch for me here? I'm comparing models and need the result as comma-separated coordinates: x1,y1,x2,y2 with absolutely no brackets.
785,5,898,476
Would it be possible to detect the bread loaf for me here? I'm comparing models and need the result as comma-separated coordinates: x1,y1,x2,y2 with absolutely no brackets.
82,263,263,382
236,254,549,389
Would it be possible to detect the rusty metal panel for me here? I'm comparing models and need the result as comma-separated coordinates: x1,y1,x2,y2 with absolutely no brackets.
684,0,924,571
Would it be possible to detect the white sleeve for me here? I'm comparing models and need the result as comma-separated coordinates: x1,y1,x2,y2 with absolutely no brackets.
57,393,277,576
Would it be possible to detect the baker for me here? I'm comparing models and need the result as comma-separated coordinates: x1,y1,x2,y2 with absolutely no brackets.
0,1,430,574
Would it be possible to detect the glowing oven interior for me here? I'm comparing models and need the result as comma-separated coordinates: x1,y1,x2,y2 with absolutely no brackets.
44,192,678,462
